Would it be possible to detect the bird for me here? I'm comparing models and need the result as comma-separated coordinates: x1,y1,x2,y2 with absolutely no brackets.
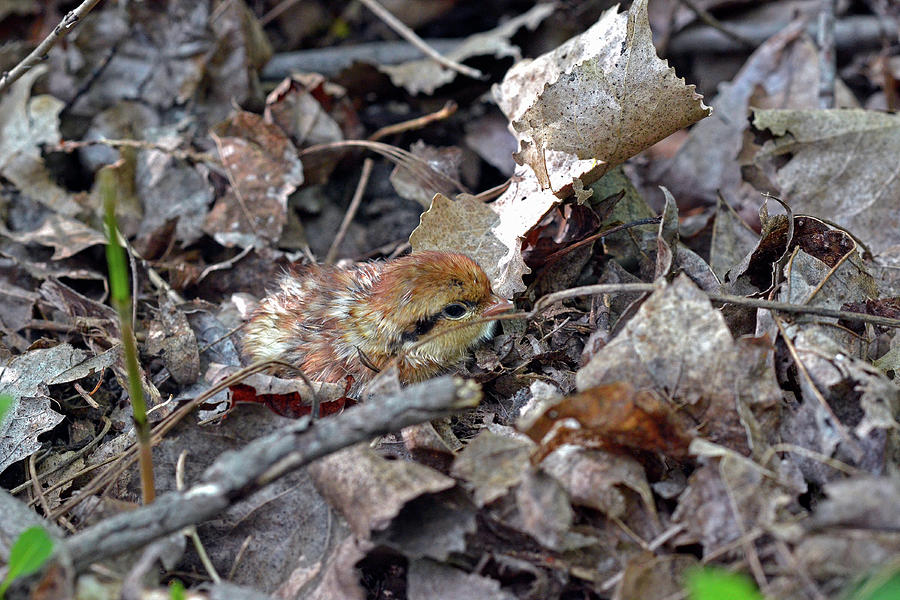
242,251,513,392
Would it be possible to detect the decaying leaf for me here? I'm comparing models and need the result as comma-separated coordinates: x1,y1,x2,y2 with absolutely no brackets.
654,22,857,208
0,344,75,472
0,66,80,216
751,108,900,255
496,0,710,193
146,296,201,385
0,214,106,260
204,110,304,248
577,276,782,454
380,3,554,95
520,381,693,462
308,444,456,538
451,428,535,507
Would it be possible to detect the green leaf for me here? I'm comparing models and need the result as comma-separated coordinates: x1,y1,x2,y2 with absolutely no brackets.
0,526,54,597
0,394,12,428
169,579,186,600
686,566,764,600
846,565,900,600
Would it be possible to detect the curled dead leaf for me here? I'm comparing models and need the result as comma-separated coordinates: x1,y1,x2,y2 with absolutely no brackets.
519,381,694,463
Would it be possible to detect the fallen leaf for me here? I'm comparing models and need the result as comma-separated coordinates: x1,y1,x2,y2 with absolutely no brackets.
407,558,516,600
653,23,857,208
521,382,694,462
451,429,535,507
751,108,900,255
577,276,782,454
308,444,456,538
380,3,554,95
0,214,106,260
0,66,80,216
495,0,710,193
204,110,304,248
0,344,76,472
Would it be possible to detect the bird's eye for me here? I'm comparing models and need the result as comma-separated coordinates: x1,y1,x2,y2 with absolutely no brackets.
442,302,468,319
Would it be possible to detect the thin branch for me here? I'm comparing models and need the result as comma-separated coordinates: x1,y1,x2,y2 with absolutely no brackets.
357,0,485,81
0,0,105,95
325,158,373,265
667,15,897,56
532,283,900,329
675,0,756,49
773,315,863,460
817,0,837,109
369,101,458,142
62,376,481,570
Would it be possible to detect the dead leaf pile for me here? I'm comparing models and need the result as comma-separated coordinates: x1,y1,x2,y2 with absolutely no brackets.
1,1,900,599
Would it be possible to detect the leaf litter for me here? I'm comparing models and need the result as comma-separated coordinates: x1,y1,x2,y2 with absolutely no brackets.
0,1,900,599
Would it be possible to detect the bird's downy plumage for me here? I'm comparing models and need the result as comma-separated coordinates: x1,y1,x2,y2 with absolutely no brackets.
242,251,512,391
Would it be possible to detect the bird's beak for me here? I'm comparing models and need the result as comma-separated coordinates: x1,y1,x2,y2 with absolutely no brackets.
482,296,514,317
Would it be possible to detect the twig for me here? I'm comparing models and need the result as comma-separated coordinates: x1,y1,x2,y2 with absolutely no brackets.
675,0,756,49
260,0,299,26
28,454,52,520
176,451,221,584
368,101,458,142
773,315,863,460
0,0,105,95
532,283,900,329
357,0,485,81
59,138,218,165
62,376,481,570
325,158,373,265
817,0,837,109
667,15,898,56
51,360,319,520
11,418,112,499
262,40,462,80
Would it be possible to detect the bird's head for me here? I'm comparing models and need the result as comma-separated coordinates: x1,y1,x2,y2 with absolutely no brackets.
357,251,513,376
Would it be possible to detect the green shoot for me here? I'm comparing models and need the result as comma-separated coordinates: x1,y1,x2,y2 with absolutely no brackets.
99,164,155,504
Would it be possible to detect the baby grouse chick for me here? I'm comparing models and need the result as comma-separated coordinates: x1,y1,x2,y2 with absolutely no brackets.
242,251,512,391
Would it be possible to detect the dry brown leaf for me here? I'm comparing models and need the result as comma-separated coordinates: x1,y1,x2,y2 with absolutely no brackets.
654,23,857,208
0,214,106,260
308,444,456,538
0,66,81,216
0,344,74,472
495,0,710,193
521,381,694,462
577,276,782,454
407,558,516,600
451,429,535,507
204,110,304,248
146,296,201,385
751,108,900,255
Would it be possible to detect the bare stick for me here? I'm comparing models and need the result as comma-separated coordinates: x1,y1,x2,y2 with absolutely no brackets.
62,376,481,569
532,282,900,329
817,0,837,109
675,0,756,49
260,0,299,26
369,101,458,141
325,158,373,265
357,0,485,81
0,0,105,95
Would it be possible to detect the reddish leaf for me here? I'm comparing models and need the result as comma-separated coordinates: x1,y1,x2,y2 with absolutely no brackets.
522,381,694,462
